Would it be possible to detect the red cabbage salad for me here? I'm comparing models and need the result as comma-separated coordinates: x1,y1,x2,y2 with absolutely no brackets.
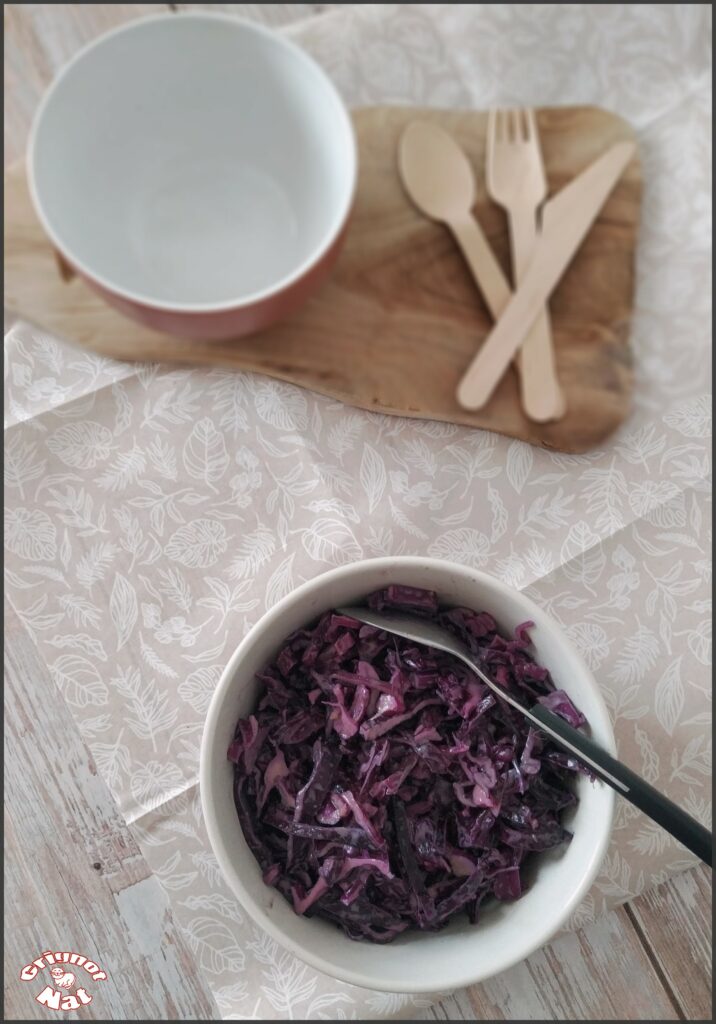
228,584,588,943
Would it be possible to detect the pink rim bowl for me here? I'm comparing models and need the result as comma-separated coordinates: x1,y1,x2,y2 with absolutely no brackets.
28,12,357,340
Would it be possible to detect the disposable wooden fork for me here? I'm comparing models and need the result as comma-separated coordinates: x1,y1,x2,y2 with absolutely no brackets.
486,108,566,421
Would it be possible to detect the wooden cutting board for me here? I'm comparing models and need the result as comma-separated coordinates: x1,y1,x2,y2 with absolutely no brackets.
4,105,641,453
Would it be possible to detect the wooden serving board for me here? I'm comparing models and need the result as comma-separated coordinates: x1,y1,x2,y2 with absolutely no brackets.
4,105,641,452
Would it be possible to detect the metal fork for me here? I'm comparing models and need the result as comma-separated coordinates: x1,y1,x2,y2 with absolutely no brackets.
487,108,566,422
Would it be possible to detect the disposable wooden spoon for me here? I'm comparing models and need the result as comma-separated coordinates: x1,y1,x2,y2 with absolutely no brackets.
398,120,545,411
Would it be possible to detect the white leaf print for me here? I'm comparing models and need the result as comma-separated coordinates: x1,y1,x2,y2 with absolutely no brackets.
93,738,131,788
142,381,199,432
228,526,276,579
517,488,574,537
156,567,193,612
182,892,244,925
46,485,106,535
629,480,685,527
59,529,71,569
146,436,178,480
183,632,228,664
130,760,185,811
359,443,386,514
326,413,364,461
81,714,112,738
488,484,508,542
564,622,610,670
261,954,317,1014
655,657,684,736
614,424,666,465
506,440,533,493
265,552,296,608
178,666,222,713
664,394,711,437
428,528,490,568
4,433,45,497
183,417,229,487
302,517,362,565
186,917,245,976
609,625,660,685
60,593,101,629
75,540,117,588
305,497,360,524
96,445,147,492
670,736,711,785
634,724,660,783
254,381,307,431
365,991,417,1015
305,993,355,1019
4,507,57,561
113,667,178,750
560,521,606,589
388,497,429,540
160,871,199,892
246,928,280,964
192,850,223,888
50,655,108,708
582,467,627,533
400,437,438,477
110,574,138,651
629,820,669,857
47,420,114,468
687,619,711,666
15,593,65,633
112,382,133,435
47,633,108,661
166,518,228,569
214,983,250,1014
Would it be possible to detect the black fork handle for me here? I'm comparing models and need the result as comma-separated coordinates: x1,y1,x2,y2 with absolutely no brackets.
531,704,712,867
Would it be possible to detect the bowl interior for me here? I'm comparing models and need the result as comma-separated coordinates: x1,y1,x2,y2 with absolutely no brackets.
201,559,615,992
30,13,355,308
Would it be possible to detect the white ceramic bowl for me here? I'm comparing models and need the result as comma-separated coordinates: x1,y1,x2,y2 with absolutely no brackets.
28,12,357,339
201,558,615,992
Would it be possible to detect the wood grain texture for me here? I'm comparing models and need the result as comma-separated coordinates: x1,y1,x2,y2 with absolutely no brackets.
3,600,219,1021
423,907,686,1021
4,104,641,453
625,866,713,1021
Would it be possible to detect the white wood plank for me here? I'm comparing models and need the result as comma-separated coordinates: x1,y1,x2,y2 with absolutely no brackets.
626,865,712,1021
3,602,219,1021
424,906,679,1021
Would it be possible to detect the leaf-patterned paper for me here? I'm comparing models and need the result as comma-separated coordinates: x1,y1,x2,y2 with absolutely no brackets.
3,4,712,1020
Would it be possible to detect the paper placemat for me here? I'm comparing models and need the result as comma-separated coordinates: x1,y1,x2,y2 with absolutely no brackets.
4,4,711,1019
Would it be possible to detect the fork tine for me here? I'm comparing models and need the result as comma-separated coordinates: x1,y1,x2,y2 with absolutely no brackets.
510,108,520,143
525,107,537,142
487,108,498,147
519,109,529,141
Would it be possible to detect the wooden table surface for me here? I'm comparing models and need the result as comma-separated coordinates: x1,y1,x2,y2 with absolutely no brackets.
3,5,712,1021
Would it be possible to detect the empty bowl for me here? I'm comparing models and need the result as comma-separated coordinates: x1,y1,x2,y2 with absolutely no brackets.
200,557,615,992
28,12,357,339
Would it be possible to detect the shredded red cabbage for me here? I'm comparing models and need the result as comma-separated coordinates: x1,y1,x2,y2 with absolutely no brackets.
228,584,587,943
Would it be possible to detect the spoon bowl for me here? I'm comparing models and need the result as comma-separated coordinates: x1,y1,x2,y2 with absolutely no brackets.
399,120,476,222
